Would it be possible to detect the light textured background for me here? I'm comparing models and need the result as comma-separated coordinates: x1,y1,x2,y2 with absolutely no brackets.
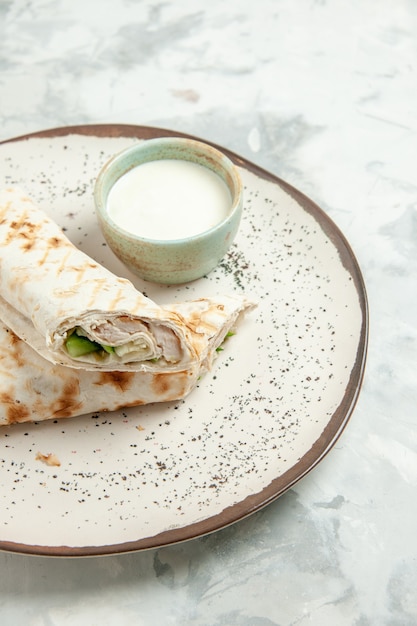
0,0,416,624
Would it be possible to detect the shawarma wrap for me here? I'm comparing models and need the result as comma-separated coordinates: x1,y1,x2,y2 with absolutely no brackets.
0,291,248,425
0,188,254,372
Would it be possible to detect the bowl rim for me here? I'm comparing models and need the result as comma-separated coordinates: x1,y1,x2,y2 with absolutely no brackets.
94,136,243,245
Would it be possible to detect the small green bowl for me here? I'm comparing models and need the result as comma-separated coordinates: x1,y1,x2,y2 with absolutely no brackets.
94,137,243,284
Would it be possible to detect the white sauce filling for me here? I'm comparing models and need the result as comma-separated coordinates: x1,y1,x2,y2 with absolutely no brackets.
107,159,232,240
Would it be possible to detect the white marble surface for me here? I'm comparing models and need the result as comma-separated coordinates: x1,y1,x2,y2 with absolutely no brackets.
0,0,416,624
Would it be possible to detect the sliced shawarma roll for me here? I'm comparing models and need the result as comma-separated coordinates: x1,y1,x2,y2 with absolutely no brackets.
0,301,245,425
0,188,255,372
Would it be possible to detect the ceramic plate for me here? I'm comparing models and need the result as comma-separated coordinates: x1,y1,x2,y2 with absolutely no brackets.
0,125,368,556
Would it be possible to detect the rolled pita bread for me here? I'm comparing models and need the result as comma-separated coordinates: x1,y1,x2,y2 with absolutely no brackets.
0,188,254,372
0,291,250,425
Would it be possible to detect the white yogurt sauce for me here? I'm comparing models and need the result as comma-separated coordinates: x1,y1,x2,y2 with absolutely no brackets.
107,159,232,240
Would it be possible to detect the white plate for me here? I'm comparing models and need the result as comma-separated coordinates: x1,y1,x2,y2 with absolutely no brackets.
0,125,368,556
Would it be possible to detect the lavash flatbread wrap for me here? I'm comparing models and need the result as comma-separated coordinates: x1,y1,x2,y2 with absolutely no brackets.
0,291,249,425
0,188,254,373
